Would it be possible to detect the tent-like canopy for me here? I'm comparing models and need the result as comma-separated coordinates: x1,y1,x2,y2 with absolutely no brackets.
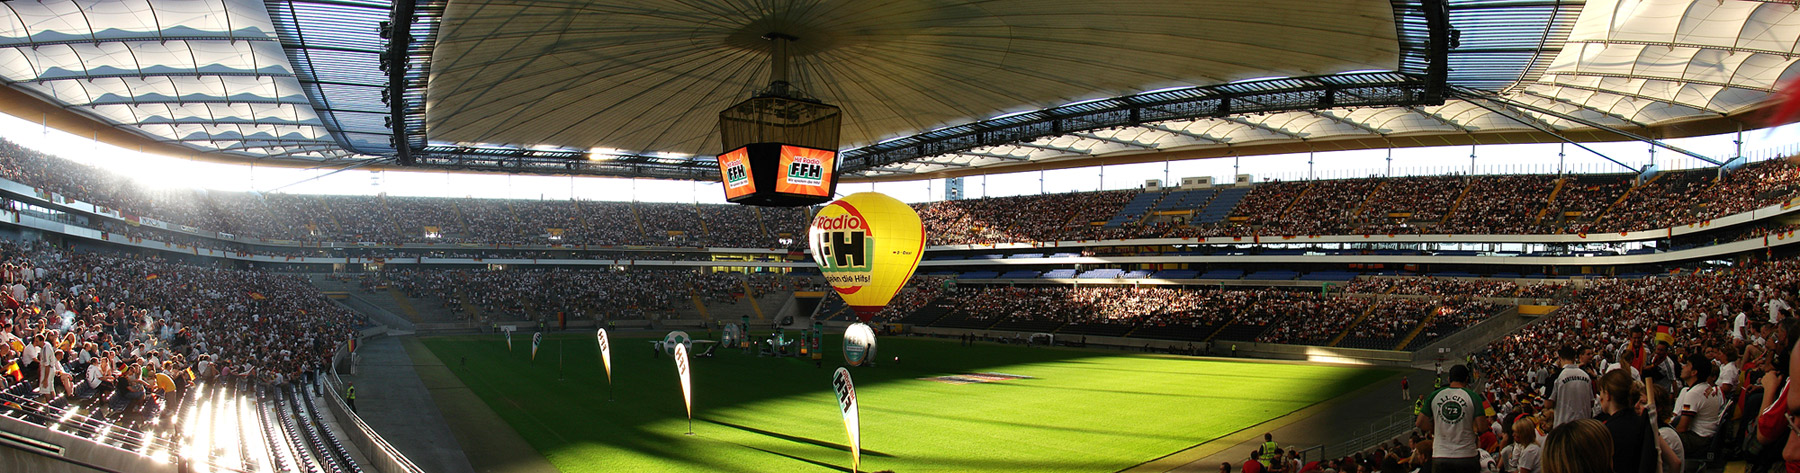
0,0,1794,178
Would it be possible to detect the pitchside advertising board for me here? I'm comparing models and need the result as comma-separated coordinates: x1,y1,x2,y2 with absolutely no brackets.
717,143,838,207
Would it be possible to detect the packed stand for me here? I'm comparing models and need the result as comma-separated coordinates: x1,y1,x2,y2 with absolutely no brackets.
1439,174,1557,234
1463,255,1800,473
370,268,749,322
914,285,1500,348
2,139,1800,250
0,239,365,467
1343,277,1527,298
1356,175,1467,230
913,190,1135,245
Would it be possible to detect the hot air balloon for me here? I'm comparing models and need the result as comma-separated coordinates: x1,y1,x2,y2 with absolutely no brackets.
808,192,925,323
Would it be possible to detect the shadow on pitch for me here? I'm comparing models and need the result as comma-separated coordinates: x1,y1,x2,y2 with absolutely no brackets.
703,419,895,458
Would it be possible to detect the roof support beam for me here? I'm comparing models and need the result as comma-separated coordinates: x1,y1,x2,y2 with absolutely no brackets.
27,71,297,81
957,151,1030,161
1457,92,1637,172
0,36,277,49
919,159,971,168
1141,124,1228,144
131,118,318,127
1308,110,1386,135
1219,115,1305,140
1009,142,1090,155
1404,106,1475,133
1528,82,1728,115
385,0,419,165
1070,132,1158,149
1516,90,1649,128
84,98,313,106
1539,71,1777,94
1564,39,1798,59
1458,87,1722,166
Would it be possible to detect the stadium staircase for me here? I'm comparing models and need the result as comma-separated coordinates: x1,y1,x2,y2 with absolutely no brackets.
1124,321,1219,342
1203,316,1278,343
896,299,956,326
305,274,416,330
751,207,771,240
691,204,709,235
1193,187,1250,224
1594,172,1662,223
1327,303,1380,347
1533,178,1568,225
1391,304,1443,350
385,288,423,323
687,286,713,322
1352,181,1386,217
1104,191,1166,227
1439,180,1474,225
1275,182,1315,219
629,203,646,238
459,298,488,322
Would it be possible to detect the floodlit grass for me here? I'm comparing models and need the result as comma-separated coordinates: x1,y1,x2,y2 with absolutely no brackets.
423,333,1392,472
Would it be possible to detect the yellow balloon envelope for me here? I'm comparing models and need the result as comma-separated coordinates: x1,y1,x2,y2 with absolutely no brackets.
808,192,925,322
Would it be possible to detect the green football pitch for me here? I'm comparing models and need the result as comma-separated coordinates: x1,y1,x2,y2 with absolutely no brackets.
422,333,1394,472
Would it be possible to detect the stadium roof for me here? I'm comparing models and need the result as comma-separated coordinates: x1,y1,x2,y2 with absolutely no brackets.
0,0,1795,179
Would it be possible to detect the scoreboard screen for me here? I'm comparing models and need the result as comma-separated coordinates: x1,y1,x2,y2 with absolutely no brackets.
718,147,756,200
775,145,835,197
718,143,837,207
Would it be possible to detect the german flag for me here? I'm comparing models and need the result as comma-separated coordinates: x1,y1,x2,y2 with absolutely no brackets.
145,274,159,280
248,292,267,301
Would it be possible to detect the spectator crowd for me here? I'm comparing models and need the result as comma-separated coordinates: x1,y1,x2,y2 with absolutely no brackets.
0,239,365,422
2,139,1798,251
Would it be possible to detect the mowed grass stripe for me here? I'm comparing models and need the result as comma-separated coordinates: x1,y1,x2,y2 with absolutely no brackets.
423,334,1391,472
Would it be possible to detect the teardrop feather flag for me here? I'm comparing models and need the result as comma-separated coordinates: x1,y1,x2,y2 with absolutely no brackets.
832,367,862,472
596,329,612,385
675,343,693,434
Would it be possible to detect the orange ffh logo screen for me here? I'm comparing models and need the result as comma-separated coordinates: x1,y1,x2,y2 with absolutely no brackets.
719,147,755,200
776,145,835,197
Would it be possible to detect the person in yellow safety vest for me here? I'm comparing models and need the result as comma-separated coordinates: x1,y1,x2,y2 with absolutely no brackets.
346,382,356,413
1259,433,1279,464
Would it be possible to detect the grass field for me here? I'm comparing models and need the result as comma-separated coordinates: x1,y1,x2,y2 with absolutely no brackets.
422,333,1394,472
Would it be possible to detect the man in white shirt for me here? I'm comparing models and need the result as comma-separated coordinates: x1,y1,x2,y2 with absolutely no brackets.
1675,353,1723,471
1549,346,1593,427
1734,312,1749,340
1770,296,1793,324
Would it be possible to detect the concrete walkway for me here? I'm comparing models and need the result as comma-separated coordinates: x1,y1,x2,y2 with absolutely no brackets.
338,336,480,473
400,336,559,473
